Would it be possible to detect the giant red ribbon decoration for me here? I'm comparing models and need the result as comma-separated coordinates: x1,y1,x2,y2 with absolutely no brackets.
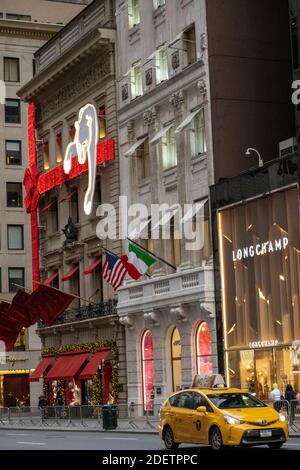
23,102,115,290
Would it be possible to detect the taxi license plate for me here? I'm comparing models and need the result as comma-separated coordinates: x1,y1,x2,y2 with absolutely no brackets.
260,430,272,438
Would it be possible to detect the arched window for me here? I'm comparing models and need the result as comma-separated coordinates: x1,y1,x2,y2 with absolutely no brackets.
196,322,213,374
141,330,154,412
171,327,182,391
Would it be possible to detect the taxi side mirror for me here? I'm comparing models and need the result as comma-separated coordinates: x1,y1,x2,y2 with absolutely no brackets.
196,406,207,414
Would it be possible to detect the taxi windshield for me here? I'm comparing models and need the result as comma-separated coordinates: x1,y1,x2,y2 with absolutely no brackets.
206,393,266,409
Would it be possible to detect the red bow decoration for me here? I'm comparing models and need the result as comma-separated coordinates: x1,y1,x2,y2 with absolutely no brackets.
23,102,40,290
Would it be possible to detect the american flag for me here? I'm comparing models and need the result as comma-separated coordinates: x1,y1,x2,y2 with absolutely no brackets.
102,252,127,290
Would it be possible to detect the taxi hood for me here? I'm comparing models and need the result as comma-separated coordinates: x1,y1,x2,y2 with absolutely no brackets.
220,406,280,422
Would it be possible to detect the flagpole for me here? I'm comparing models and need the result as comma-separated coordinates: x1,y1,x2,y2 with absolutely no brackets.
13,282,98,306
127,237,177,271
98,244,151,278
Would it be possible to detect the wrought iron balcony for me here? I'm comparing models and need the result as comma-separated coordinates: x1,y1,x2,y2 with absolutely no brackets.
37,299,117,328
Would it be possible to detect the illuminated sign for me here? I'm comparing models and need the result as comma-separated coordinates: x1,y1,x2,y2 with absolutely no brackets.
232,237,288,261
64,103,99,215
249,340,279,349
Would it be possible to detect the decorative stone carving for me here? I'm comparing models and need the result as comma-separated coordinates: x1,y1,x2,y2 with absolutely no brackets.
169,90,184,110
119,316,133,329
41,58,111,120
200,302,215,319
197,79,207,96
171,50,180,70
144,310,160,326
143,105,159,126
145,68,153,86
122,83,129,101
170,305,187,322
127,119,135,142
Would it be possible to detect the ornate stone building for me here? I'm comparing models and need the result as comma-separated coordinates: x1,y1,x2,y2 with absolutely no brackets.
19,0,127,407
0,0,85,407
116,0,216,412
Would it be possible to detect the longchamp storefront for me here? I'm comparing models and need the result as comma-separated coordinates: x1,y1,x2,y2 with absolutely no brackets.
211,153,300,398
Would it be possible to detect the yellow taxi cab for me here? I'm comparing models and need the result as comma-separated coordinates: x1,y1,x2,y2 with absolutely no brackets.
159,387,288,451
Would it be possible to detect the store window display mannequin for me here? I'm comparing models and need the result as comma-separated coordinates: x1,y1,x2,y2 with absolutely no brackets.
70,384,81,406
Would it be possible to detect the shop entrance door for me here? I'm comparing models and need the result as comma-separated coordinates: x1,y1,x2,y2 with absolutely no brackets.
254,349,274,401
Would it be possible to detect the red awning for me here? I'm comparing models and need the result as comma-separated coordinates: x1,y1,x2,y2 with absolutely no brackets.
43,271,58,287
60,190,77,203
83,258,101,275
41,199,56,215
79,349,111,380
61,264,79,282
44,352,89,381
29,356,53,382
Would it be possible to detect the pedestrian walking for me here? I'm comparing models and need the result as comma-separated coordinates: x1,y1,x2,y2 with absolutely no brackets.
285,384,296,422
269,383,282,412
55,391,63,418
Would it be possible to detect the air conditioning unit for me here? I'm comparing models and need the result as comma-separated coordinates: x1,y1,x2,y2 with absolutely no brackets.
279,137,297,158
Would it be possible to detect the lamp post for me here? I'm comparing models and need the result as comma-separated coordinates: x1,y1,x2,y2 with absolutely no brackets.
245,148,263,168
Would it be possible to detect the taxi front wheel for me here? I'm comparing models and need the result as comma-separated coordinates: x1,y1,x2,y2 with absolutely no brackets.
209,426,224,451
163,425,179,450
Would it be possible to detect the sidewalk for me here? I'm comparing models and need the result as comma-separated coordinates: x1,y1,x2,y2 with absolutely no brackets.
0,417,160,434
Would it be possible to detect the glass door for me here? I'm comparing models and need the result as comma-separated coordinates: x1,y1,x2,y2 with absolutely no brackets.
254,349,274,400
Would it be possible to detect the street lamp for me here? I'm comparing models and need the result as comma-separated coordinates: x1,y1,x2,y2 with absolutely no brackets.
245,148,263,168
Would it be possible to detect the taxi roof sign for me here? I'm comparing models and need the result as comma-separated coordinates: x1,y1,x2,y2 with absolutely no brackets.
192,374,225,389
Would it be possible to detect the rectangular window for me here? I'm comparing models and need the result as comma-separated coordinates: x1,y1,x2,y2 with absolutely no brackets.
48,198,59,233
55,133,63,164
162,126,177,169
8,267,24,293
193,199,211,262
5,140,22,165
183,25,196,65
4,57,20,82
5,99,21,124
131,63,143,99
128,0,140,29
156,46,168,84
190,109,206,156
43,141,50,170
7,225,24,250
138,137,151,179
99,105,106,140
32,58,36,76
6,182,23,208
153,0,165,9
70,189,79,224
69,124,76,142
6,13,31,21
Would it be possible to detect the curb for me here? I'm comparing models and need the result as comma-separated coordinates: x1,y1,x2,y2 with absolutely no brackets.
0,426,158,435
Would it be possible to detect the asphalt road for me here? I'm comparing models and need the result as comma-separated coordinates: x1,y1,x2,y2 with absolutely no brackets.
0,429,299,450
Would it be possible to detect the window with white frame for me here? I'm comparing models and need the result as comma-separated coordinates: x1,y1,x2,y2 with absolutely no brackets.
128,0,140,29
156,45,168,84
131,63,143,99
162,126,177,169
153,0,165,10
190,109,206,156
7,225,24,250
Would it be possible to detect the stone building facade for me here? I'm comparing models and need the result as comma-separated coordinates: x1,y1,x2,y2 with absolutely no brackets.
116,0,217,411
0,0,84,407
19,0,127,406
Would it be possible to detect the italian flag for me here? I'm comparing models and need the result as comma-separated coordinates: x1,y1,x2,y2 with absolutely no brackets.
121,243,156,280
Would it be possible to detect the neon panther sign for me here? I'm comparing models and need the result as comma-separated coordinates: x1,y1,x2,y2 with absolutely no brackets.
64,103,99,215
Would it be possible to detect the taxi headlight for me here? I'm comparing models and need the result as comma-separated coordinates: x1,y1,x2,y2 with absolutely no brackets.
279,414,286,422
224,415,244,425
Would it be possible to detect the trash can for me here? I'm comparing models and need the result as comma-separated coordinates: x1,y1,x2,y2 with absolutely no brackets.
102,404,118,430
